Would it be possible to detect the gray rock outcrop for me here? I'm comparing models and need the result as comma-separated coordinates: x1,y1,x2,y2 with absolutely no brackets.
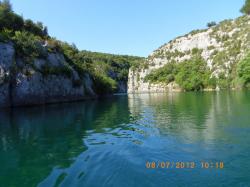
0,42,96,107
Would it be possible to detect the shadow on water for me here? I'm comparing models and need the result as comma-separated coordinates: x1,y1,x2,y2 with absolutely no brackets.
0,96,131,187
0,91,250,187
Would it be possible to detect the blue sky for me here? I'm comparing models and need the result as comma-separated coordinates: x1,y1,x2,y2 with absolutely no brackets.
11,0,244,57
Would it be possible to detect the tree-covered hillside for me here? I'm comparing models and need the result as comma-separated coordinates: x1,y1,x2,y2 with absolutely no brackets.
0,0,144,94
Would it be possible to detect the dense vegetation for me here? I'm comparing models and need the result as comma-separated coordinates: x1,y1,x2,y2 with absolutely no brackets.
207,21,217,28
60,45,143,94
237,53,250,88
0,0,144,94
0,0,48,38
241,0,250,15
145,49,250,91
144,57,215,91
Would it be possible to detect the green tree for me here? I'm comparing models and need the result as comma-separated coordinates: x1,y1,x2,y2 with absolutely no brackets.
24,19,45,37
207,21,216,28
175,57,210,91
13,31,47,59
144,61,177,83
0,0,24,31
241,0,250,15
0,0,12,12
237,53,250,87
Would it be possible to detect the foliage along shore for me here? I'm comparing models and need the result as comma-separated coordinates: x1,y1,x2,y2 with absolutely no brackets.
0,0,144,107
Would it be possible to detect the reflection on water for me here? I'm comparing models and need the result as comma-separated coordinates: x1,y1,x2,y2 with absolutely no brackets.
0,91,250,187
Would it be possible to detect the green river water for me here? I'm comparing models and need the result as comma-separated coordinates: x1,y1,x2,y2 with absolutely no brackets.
0,91,250,187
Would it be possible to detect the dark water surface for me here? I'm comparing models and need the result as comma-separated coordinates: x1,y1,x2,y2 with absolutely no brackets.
0,91,250,187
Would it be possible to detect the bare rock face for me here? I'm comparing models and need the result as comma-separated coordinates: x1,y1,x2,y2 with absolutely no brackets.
0,42,96,108
12,72,85,106
0,84,10,107
0,42,15,69
47,53,66,67
0,42,15,107
33,59,46,70
82,73,96,96
117,81,127,93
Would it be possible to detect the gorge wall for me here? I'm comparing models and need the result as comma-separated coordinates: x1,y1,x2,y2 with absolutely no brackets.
128,16,250,93
0,42,97,107
1,13,250,107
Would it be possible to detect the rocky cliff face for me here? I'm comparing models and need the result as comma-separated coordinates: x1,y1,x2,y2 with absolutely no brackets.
0,42,96,107
128,16,250,93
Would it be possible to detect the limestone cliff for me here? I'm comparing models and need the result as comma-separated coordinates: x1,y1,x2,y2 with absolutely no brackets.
0,42,96,107
128,16,250,93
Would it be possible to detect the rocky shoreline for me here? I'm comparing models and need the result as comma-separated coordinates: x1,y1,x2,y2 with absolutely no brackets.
0,42,98,108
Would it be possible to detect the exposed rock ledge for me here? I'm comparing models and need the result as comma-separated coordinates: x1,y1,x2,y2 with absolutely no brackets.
0,42,97,107
127,69,181,93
